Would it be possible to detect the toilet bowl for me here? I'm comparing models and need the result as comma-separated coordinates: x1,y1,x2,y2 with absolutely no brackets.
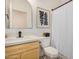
44,47,58,59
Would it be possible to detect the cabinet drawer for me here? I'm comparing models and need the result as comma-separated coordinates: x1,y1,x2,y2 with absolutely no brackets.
6,42,39,56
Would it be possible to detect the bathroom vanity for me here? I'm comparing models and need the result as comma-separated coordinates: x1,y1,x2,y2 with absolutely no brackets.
6,41,40,59
5,35,50,59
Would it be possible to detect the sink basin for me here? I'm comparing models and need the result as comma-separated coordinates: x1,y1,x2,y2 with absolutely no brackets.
5,37,39,46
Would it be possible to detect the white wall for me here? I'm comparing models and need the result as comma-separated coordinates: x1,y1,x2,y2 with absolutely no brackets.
52,1,73,59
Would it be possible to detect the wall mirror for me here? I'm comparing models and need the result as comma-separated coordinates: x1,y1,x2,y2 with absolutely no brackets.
5,0,33,29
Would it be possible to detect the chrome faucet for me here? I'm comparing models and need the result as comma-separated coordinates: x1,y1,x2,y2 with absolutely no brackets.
18,31,22,38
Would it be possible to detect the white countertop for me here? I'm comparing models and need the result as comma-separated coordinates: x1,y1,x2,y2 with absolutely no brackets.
5,36,49,46
5,38,39,46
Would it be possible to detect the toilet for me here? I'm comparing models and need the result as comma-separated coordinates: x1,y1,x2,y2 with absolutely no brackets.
44,47,58,59
40,37,58,59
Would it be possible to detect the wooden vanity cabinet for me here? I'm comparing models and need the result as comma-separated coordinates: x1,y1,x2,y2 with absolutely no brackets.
6,54,20,59
6,42,40,59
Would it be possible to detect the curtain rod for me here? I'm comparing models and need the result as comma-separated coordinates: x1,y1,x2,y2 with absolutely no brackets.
52,0,72,11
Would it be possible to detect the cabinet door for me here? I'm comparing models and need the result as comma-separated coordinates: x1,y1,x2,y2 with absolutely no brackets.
21,49,39,59
6,54,20,59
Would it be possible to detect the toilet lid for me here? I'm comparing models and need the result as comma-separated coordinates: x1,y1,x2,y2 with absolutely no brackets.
44,47,58,58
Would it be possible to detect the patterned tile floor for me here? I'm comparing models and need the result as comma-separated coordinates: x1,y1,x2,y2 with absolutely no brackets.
40,53,68,59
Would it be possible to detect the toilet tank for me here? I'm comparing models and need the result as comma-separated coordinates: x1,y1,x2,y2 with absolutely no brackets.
40,37,51,48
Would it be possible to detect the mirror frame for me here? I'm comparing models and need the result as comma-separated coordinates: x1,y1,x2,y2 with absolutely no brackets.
5,0,33,29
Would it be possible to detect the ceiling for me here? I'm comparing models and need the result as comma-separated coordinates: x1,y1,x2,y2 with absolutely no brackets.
37,0,70,10
6,0,71,11
27,0,61,10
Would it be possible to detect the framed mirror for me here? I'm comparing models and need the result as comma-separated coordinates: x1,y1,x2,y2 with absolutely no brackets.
5,0,33,29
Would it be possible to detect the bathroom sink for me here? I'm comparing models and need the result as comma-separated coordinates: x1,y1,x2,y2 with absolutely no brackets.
5,35,46,46
5,37,39,46
6,35,39,39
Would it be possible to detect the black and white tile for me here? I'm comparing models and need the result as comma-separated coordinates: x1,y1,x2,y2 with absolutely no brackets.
40,53,68,59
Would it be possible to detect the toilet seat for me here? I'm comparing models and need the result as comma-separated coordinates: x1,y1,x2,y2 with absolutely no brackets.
44,47,58,58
